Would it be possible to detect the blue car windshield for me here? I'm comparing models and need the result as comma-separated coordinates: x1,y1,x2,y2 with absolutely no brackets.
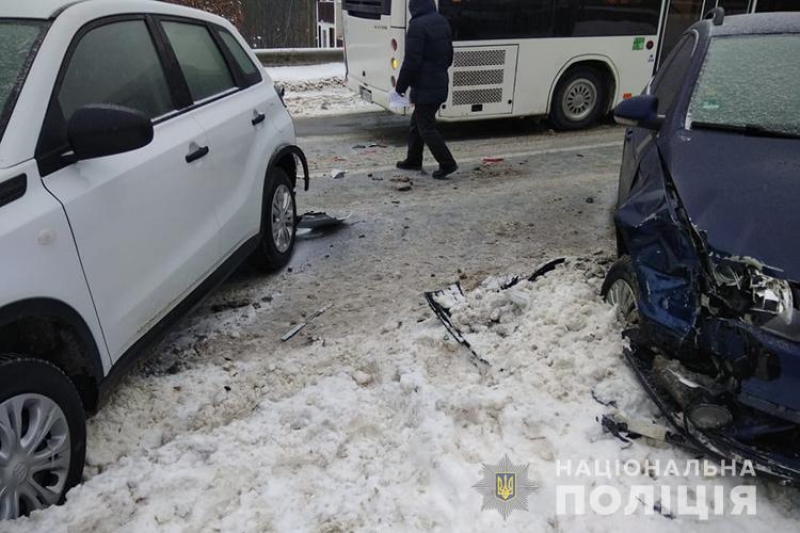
0,20,46,144
689,34,800,137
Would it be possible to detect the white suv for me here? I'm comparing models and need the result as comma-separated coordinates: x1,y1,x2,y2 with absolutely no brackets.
0,0,309,518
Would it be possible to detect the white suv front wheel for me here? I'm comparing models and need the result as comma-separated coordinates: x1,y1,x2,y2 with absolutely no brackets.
0,357,86,520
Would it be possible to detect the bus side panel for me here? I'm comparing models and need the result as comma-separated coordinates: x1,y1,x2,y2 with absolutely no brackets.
440,45,519,119
443,35,658,122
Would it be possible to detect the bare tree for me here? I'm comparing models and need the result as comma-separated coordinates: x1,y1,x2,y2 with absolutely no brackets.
165,0,244,28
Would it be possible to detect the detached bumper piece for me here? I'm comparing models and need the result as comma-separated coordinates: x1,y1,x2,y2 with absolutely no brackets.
625,343,800,486
424,282,489,367
424,258,567,367
296,212,348,231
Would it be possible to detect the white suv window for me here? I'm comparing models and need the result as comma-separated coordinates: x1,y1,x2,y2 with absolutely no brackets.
218,29,260,78
59,20,174,121
162,21,235,102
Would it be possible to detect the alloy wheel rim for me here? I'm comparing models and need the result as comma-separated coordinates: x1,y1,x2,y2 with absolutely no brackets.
0,394,71,520
607,279,639,325
563,79,598,122
271,184,294,253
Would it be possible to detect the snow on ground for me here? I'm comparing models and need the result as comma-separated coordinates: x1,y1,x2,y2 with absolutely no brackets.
266,63,347,83
8,260,800,532
265,63,381,118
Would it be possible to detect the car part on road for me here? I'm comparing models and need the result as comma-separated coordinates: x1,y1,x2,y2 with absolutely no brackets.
281,304,333,342
296,212,349,231
0,356,86,520
600,412,701,452
425,258,569,368
425,282,489,367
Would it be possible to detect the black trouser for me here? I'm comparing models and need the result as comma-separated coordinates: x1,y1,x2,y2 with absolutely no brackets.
406,104,456,168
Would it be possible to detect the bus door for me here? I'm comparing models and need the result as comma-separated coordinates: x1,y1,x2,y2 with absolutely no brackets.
657,0,754,67
343,0,404,95
440,45,519,119
657,0,705,65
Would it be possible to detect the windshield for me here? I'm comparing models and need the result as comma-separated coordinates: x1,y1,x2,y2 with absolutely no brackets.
689,34,800,137
0,20,46,144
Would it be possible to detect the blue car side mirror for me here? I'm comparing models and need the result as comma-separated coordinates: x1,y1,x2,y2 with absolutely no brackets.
614,95,664,131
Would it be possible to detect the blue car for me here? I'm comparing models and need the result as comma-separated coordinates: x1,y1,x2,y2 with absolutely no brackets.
603,11,800,484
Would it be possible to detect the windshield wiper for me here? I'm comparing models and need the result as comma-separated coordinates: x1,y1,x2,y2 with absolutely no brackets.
692,121,800,140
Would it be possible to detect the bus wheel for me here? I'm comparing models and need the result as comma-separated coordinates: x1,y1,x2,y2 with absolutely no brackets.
550,67,606,131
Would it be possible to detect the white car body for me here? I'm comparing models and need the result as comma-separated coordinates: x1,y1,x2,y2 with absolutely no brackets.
0,0,311,518
0,0,305,390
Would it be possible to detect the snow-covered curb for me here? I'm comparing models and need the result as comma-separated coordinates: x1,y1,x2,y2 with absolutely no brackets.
265,63,381,118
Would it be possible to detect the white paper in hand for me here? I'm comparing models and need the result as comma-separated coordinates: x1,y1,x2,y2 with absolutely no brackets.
389,90,410,109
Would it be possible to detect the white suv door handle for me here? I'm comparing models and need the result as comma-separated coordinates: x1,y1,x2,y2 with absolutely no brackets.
186,145,210,163
251,111,266,126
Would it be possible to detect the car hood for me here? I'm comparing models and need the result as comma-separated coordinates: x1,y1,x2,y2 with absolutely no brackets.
662,129,800,281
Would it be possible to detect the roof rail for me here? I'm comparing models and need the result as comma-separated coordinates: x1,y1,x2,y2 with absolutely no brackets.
705,6,726,26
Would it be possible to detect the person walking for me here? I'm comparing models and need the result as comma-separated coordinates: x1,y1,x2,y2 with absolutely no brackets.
393,0,458,179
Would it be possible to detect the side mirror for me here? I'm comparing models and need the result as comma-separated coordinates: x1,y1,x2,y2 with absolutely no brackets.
614,95,664,131
67,104,154,161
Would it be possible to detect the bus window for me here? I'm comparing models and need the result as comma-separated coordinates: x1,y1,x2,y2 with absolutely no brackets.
755,0,797,12
342,0,391,19
553,0,662,37
440,0,662,41
717,0,751,15
439,0,555,41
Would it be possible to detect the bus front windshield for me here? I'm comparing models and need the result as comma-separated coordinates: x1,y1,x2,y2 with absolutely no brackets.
689,34,800,138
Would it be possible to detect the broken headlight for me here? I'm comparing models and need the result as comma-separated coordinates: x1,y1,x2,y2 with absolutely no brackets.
711,258,796,334
750,271,794,323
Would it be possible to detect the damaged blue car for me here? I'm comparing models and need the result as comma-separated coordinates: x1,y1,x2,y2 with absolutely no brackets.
603,11,800,484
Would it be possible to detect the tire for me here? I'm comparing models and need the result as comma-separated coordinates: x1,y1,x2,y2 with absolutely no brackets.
250,167,297,273
550,66,607,131
601,256,640,326
0,356,86,520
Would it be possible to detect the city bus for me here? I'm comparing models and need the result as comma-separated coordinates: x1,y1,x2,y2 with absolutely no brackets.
342,0,795,129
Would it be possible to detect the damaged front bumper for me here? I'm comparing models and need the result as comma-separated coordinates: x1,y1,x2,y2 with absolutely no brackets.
625,344,800,486
615,144,800,485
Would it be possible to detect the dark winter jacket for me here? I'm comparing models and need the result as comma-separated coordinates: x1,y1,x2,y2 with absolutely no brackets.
395,0,454,105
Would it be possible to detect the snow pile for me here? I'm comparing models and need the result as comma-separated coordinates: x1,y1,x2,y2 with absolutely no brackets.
266,63,380,117
265,62,345,84
8,261,800,532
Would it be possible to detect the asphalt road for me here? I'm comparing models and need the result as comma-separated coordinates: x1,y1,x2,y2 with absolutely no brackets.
217,111,628,341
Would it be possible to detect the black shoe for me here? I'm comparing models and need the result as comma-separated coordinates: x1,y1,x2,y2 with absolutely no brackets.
433,164,458,180
396,160,423,171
